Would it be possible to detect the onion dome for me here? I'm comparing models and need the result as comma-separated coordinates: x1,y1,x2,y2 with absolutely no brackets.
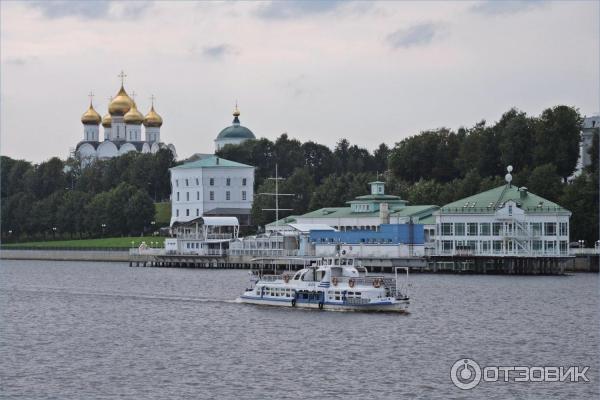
102,112,112,127
216,107,255,140
143,105,163,127
81,103,101,125
108,85,133,116
124,101,144,124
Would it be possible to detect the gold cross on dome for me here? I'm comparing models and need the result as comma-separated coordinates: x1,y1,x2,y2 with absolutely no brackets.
88,91,94,105
118,70,127,86
149,94,156,107
130,91,137,101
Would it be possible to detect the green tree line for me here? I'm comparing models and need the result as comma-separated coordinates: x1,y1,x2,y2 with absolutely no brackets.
1,149,175,241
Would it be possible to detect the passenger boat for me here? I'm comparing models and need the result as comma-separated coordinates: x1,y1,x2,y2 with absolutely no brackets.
236,257,410,312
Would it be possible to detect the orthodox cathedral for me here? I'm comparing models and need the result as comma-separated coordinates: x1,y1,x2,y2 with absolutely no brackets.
76,73,176,164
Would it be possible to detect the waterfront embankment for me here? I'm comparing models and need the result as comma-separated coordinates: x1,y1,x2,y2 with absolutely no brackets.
0,249,129,262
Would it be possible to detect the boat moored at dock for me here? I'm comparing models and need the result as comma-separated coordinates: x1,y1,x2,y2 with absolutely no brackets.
236,257,410,312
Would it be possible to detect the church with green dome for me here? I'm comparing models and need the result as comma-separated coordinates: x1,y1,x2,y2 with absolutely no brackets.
215,105,256,151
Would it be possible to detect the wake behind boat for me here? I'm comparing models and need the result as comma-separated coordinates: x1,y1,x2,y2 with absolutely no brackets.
236,257,410,312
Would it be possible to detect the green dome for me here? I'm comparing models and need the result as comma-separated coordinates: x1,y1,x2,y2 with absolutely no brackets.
216,109,256,141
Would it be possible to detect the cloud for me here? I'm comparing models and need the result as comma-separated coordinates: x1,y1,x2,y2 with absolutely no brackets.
26,0,152,20
202,44,238,59
386,23,440,49
5,56,39,66
28,1,111,19
256,0,345,19
471,0,548,15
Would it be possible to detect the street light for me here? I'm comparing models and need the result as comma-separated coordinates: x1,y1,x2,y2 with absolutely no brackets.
52,227,57,240
101,223,107,237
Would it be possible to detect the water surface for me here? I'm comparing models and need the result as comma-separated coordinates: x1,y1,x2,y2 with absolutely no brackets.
0,260,597,399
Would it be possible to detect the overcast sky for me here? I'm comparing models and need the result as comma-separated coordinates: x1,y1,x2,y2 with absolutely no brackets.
1,0,598,162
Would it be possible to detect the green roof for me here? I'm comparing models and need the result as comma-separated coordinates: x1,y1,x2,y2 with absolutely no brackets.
216,117,256,140
349,194,405,203
440,185,570,214
171,155,253,169
266,215,299,227
299,205,438,220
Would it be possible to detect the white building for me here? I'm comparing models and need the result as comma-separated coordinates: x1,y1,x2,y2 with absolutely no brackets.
169,155,255,226
214,106,256,152
434,177,571,258
75,74,176,165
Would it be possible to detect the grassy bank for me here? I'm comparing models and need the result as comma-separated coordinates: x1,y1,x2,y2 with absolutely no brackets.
2,236,165,249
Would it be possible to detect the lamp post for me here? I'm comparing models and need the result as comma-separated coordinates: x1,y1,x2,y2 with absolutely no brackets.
101,223,107,237
52,227,57,240
151,220,156,236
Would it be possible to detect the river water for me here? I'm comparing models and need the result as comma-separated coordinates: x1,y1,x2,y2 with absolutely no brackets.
0,260,598,399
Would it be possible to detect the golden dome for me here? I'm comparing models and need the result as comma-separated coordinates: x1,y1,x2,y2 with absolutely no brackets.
143,105,163,127
124,101,144,124
81,103,101,125
102,112,112,127
108,86,133,116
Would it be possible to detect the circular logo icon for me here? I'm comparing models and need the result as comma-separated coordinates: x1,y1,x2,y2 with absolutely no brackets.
451,358,482,390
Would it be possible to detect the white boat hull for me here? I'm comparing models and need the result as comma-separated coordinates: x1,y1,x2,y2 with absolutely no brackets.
236,295,409,313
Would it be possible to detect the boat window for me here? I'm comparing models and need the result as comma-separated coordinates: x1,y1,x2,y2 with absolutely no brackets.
348,259,353,265
355,292,361,296
293,272,301,280
347,292,354,296
334,259,339,265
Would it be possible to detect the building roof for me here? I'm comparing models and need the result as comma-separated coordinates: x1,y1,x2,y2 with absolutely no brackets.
299,205,438,220
439,185,570,214
216,111,256,141
288,223,336,233
171,216,239,227
266,215,299,227
171,155,253,169
348,194,405,203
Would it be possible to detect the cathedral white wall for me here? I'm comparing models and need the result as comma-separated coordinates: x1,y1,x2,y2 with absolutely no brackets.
78,143,97,165
142,143,151,153
145,127,160,143
83,125,99,142
97,141,119,158
169,166,254,226
126,124,142,141
119,142,137,155
103,126,112,141
112,116,125,141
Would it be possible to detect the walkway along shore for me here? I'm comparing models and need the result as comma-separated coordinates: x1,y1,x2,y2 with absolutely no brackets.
1,248,597,273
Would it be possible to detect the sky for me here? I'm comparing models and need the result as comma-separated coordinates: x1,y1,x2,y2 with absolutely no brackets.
1,0,599,163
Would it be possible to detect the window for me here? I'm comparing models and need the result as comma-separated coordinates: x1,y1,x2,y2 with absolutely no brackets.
197,191,200,200
242,191,246,201
532,240,542,251
186,192,189,201
185,179,189,186
454,223,465,236
442,241,453,252
441,223,452,235
531,222,542,236
226,178,231,186
210,178,214,186
493,240,502,252
480,241,490,253
480,223,490,236
195,178,199,185
175,179,179,187
226,191,230,200
544,223,556,236
242,178,247,186
186,209,190,216
467,223,478,236
559,241,568,255
176,192,180,201
210,191,214,201
508,205,513,216
176,209,179,217
492,222,502,236
196,209,199,216
545,241,556,253
559,222,568,236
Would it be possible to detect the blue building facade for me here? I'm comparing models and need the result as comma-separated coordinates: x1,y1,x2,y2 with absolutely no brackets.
309,224,425,245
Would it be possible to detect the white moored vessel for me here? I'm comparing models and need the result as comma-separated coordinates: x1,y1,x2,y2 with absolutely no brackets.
237,258,410,312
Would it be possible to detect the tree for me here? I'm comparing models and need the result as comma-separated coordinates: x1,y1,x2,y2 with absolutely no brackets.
527,163,563,202
373,143,390,174
497,108,536,170
534,105,582,179
560,172,598,244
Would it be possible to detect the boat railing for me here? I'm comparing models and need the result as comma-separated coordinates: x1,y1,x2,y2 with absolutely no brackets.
259,274,285,282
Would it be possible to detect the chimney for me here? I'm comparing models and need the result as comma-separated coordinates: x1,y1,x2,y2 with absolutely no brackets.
519,186,528,199
379,203,390,225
